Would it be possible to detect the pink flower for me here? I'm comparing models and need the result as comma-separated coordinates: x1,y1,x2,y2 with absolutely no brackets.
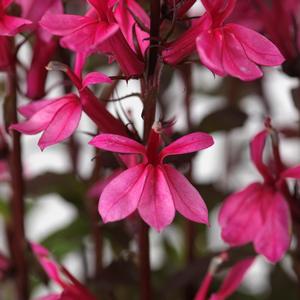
10,94,82,150
219,129,300,262
40,0,119,53
40,1,145,76
31,242,96,300
209,258,254,300
163,0,284,81
89,127,214,231
195,254,255,300
0,0,31,36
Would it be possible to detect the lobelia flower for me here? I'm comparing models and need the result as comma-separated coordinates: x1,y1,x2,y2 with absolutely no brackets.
195,255,255,300
219,129,300,262
40,0,145,76
163,0,285,81
0,0,31,36
89,126,214,231
10,94,82,150
31,242,96,300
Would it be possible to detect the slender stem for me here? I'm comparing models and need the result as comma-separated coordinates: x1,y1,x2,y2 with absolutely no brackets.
6,56,28,299
138,220,151,300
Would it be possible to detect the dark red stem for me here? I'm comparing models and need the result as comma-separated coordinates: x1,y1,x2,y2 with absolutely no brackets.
7,61,28,299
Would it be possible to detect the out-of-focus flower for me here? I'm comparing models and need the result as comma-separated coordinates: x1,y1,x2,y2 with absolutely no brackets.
219,129,300,262
195,254,255,300
163,0,284,81
89,126,214,231
0,0,31,36
31,242,96,300
40,0,145,76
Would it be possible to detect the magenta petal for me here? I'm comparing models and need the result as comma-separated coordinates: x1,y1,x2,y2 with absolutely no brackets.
99,164,148,223
250,130,273,181
18,99,51,118
0,15,31,36
31,243,62,285
162,164,208,224
222,30,263,81
38,99,82,150
36,294,61,300
196,29,226,76
210,257,255,300
281,165,300,179
254,192,291,263
10,100,65,135
89,134,146,157
219,183,264,246
40,13,90,36
138,165,176,231
228,24,285,66
159,132,214,162
61,21,119,53
82,71,112,88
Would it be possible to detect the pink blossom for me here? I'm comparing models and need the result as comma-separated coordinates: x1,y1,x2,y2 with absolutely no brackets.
219,129,300,262
31,242,96,300
40,0,119,53
40,1,145,76
10,94,82,150
209,258,255,300
89,127,214,231
0,0,31,36
163,0,284,81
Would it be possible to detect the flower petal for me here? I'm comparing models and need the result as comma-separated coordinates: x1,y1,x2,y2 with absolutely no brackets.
227,24,285,66
40,13,90,36
89,134,146,157
82,71,112,88
254,192,291,263
281,165,300,179
99,164,148,222
196,29,226,76
159,132,214,162
162,164,208,224
38,99,82,150
250,130,273,181
219,183,265,246
222,29,263,81
210,257,255,300
0,15,31,36
18,99,51,118
138,165,176,231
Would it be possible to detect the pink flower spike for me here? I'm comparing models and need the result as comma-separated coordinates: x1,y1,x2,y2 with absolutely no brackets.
10,94,82,150
210,257,255,300
91,129,213,231
82,71,112,88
